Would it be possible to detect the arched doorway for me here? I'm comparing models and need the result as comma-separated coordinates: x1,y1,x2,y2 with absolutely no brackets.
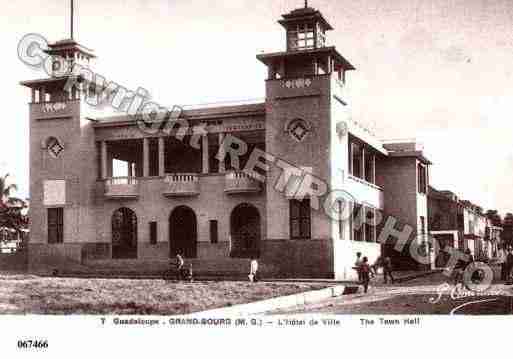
230,203,261,258
112,208,138,259
169,206,197,258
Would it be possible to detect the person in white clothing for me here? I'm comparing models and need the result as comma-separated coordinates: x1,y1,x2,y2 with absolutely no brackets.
249,258,259,282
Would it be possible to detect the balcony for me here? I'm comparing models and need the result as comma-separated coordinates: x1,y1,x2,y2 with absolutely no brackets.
163,174,200,197
224,171,262,195
346,175,384,210
104,177,139,200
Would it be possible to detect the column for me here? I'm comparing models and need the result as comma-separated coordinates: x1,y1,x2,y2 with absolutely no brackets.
361,205,366,243
101,141,108,180
348,142,353,175
219,133,225,173
360,147,366,180
202,135,209,174
31,88,35,103
371,154,376,184
143,137,149,177
158,137,165,177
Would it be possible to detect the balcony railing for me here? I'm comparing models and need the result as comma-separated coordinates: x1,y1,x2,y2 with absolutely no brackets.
224,171,262,194
346,174,384,210
163,174,200,197
104,177,139,200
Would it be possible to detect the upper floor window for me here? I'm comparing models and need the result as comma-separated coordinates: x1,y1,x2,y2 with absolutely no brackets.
316,23,326,47
288,23,315,51
417,163,428,194
348,139,376,185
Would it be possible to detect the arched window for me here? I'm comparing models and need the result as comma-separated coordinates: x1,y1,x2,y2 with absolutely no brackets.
230,203,261,258
169,206,197,258
112,208,138,259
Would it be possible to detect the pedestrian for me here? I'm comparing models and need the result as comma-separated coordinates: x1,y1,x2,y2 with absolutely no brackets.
353,252,363,282
498,246,507,281
175,253,185,280
453,250,468,286
360,257,371,293
185,264,193,282
506,247,513,284
371,255,382,278
249,258,259,283
383,256,395,284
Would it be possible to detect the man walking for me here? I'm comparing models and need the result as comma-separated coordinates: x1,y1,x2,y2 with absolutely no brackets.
498,246,506,281
249,258,259,283
506,247,513,284
360,257,371,293
383,256,395,284
175,253,185,281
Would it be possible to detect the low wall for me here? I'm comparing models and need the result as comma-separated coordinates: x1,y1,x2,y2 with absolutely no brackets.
27,239,334,278
0,251,28,272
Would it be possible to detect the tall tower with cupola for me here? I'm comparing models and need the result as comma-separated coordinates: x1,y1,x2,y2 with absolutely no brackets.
257,3,355,277
20,0,100,271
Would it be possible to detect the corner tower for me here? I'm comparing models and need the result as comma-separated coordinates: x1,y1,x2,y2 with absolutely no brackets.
20,3,100,272
257,4,355,277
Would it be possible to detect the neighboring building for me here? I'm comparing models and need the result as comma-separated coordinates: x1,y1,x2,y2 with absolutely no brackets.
501,213,513,249
21,5,431,279
428,186,497,267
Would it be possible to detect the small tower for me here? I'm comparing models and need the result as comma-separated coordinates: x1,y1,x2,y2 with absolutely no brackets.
20,0,99,267
257,3,354,82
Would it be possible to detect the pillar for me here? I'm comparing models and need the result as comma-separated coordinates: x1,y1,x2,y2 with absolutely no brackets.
101,141,108,180
360,147,366,180
371,154,376,184
31,88,35,103
158,137,165,177
202,135,209,174
348,142,353,175
219,133,225,173
143,137,149,177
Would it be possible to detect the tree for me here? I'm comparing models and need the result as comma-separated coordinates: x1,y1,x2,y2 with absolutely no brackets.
0,174,27,238
502,213,513,248
504,213,513,226
485,209,502,227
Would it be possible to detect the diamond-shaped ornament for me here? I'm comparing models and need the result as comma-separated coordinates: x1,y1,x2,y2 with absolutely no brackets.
48,138,64,158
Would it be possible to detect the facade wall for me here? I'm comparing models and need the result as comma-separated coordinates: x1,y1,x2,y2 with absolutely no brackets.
29,99,98,248
375,157,423,268
93,175,267,260
264,75,332,242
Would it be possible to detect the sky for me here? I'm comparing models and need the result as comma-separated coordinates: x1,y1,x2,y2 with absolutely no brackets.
1,0,512,214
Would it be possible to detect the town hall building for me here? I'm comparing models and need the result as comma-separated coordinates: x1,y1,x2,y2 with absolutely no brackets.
21,4,432,279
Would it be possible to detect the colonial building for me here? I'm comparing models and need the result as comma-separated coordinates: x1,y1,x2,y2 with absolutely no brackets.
428,186,501,267
21,5,431,279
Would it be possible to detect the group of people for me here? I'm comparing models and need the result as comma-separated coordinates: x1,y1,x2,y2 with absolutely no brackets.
353,252,395,293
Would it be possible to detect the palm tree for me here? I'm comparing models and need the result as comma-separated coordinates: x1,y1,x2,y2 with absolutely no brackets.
0,174,24,207
0,174,27,238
